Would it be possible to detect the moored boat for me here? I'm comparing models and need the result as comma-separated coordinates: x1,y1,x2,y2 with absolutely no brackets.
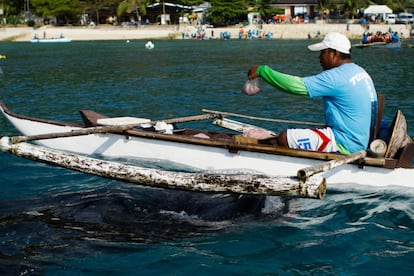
355,41,401,49
0,101,413,189
356,31,402,49
30,38,72,43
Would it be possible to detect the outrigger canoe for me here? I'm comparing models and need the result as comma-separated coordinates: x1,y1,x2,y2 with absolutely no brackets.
30,38,72,43
0,101,413,197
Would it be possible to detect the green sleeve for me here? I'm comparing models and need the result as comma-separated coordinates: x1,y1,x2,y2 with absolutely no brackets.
256,65,309,97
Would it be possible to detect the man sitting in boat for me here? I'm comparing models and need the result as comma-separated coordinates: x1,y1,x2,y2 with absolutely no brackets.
363,31,396,44
246,32,378,154
362,32,370,44
390,32,400,43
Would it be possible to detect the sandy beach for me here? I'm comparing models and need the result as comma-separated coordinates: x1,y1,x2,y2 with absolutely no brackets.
0,23,412,42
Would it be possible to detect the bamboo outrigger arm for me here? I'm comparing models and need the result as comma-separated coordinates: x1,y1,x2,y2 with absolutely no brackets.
297,150,367,182
0,137,326,199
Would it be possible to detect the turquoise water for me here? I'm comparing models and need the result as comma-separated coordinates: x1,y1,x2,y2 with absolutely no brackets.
0,39,413,274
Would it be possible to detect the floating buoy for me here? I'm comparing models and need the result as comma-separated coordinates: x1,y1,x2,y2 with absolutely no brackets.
145,41,154,50
126,40,130,43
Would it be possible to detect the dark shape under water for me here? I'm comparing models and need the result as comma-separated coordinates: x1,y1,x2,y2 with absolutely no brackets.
0,185,288,261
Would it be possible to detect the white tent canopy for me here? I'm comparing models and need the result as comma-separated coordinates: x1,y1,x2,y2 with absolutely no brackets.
363,5,393,15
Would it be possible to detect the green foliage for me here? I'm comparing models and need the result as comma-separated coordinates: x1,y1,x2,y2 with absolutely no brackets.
27,19,36,27
30,0,82,17
177,0,205,6
251,0,282,17
390,0,414,13
116,0,150,17
1,0,414,24
6,14,22,25
1,0,24,16
343,0,369,18
79,0,121,10
208,0,248,22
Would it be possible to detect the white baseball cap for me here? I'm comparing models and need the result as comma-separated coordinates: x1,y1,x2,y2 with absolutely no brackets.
308,32,351,54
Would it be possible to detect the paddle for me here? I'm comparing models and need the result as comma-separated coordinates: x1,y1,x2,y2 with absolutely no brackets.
202,109,325,127
297,150,367,182
9,113,222,144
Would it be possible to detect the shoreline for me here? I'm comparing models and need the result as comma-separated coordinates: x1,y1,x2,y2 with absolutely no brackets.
1,23,412,42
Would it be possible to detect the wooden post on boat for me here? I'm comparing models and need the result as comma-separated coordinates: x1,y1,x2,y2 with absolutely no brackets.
297,150,367,182
0,137,326,199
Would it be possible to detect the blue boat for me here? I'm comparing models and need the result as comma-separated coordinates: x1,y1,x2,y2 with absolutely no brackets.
355,41,401,49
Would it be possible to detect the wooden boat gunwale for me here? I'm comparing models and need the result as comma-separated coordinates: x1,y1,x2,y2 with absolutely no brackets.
0,101,82,128
0,101,373,164
0,101,407,170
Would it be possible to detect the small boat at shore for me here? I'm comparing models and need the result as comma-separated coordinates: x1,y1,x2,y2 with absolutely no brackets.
355,31,402,49
30,38,72,43
354,41,401,49
0,101,413,197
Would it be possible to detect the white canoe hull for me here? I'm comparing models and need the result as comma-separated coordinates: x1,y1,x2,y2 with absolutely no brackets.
30,38,72,43
1,104,413,189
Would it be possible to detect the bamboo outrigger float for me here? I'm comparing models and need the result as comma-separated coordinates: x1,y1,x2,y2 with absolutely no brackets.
0,101,413,198
0,137,326,199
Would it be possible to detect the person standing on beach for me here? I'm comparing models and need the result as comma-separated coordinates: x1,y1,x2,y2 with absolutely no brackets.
246,32,378,154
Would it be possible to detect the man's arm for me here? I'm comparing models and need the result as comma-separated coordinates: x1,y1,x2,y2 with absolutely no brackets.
249,65,309,97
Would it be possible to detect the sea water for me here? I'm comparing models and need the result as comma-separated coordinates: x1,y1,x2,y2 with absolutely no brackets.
0,39,413,274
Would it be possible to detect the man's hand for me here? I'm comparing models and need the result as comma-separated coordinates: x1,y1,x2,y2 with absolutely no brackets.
248,65,259,80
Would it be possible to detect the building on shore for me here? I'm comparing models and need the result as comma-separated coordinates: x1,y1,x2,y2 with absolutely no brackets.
269,0,317,23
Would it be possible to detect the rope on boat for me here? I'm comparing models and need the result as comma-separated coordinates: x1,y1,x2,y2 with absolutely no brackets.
202,109,325,127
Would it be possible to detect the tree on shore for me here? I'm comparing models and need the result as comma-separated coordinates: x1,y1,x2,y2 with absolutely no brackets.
390,0,414,13
5,0,414,26
177,0,205,6
343,0,369,19
116,0,150,24
30,0,82,25
208,0,248,25
250,0,285,22
317,0,333,20
1,0,24,17
80,0,121,25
